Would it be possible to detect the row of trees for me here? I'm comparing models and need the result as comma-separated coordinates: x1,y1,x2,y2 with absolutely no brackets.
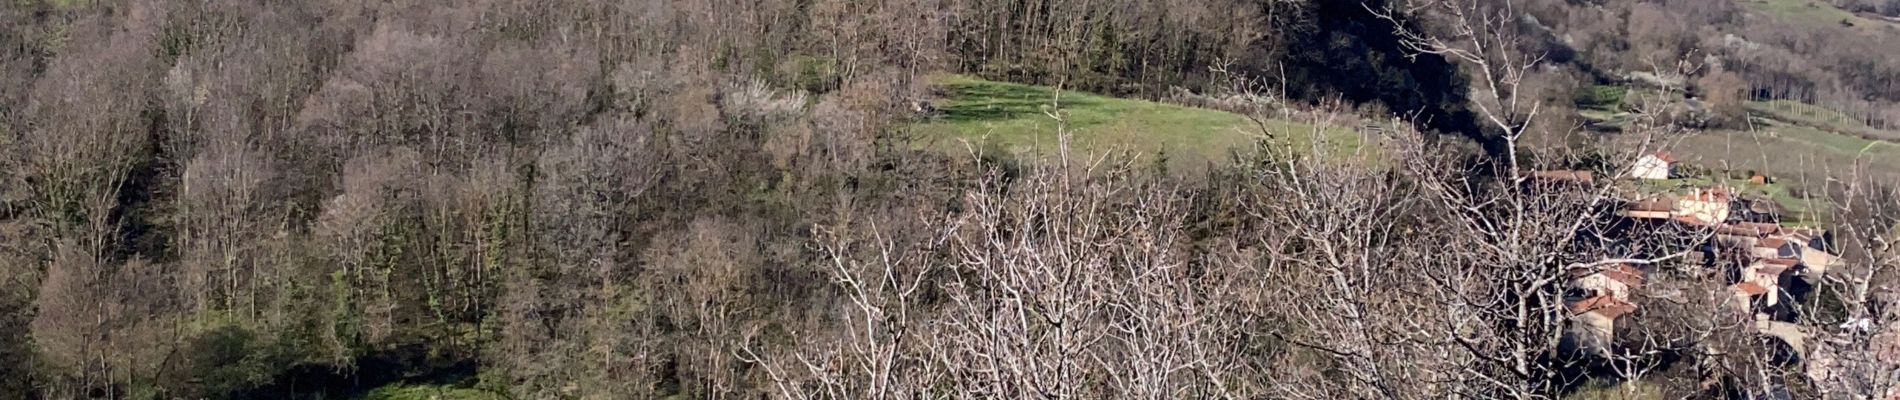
1506,0,1900,132
1834,0,1900,17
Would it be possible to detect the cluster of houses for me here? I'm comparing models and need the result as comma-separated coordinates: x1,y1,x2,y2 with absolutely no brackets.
1539,152,1846,360
1531,151,1900,396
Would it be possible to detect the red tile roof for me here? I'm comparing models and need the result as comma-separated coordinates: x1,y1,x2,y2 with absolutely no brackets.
1653,151,1676,163
1602,265,1646,287
1734,282,1769,296
1572,295,1638,319
1568,264,1648,287
1627,197,1678,212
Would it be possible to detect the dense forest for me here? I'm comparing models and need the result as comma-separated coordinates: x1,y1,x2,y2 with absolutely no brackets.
2,0,1899,399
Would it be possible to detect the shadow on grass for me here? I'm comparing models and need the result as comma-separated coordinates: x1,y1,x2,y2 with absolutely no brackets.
936,82,1104,124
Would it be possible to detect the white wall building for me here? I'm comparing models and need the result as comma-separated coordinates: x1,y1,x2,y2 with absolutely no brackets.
1630,152,1674,180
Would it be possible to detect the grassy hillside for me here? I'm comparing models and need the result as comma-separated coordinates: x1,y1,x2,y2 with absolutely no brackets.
1748,0,1858,22
909,75,1366,168
1743,0,1900,30
1677,101,1900,182
1664,98,1900,226
1751,99,1900,142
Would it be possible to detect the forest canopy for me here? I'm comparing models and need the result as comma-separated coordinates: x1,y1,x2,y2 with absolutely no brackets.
2,0,1899,399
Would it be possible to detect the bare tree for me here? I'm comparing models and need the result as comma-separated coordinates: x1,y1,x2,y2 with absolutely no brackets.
749,99,1263,398
1804,175,1900,400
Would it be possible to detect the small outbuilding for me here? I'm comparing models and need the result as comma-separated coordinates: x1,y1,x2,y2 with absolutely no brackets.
1630,151,1675,180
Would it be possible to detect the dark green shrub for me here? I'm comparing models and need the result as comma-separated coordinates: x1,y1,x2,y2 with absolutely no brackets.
1574,85,1628,110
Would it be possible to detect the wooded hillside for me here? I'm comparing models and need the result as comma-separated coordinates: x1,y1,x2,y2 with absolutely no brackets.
2,0,1898,399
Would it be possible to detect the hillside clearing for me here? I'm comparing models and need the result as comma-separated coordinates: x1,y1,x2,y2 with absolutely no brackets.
908,75,1368,168
1743,0,1900,30
1671,99,1900,225
1677,100,1900,183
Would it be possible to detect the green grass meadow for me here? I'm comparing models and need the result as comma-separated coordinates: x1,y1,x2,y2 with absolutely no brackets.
1672,99,1900,225
908,75,1368,169
1743,0,1900,30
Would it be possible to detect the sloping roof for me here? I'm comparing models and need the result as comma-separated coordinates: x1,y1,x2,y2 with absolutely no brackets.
1788,229,1833,253
1801,250,1839,273
1757,260,1794,276
1652,151,1676,163
1715,234,1762,249
1725,222,1782,237
1757,320,1808,356
1568,264,1647,287
1602,265,1646,287
1572,295,1638,319
1627,196,1679,212
1735,282,1770,296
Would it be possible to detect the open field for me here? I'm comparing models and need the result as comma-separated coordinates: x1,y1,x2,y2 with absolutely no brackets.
1678,102,1900,182
908,75,1367,168
1672,99,1900,225
1742,0,1900,30
1747,0,1859,22
1749,100,1900,142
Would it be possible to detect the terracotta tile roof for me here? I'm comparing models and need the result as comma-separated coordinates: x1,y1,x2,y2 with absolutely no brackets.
1568,264,1647,287
1572,295,1638,319
1603,265,1646,287
1733,222,1782,236
1763,257,1800,268
1627,197,1678,212
1758,237,1789,249
1653,151,1676,163
1734,282,1770,296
